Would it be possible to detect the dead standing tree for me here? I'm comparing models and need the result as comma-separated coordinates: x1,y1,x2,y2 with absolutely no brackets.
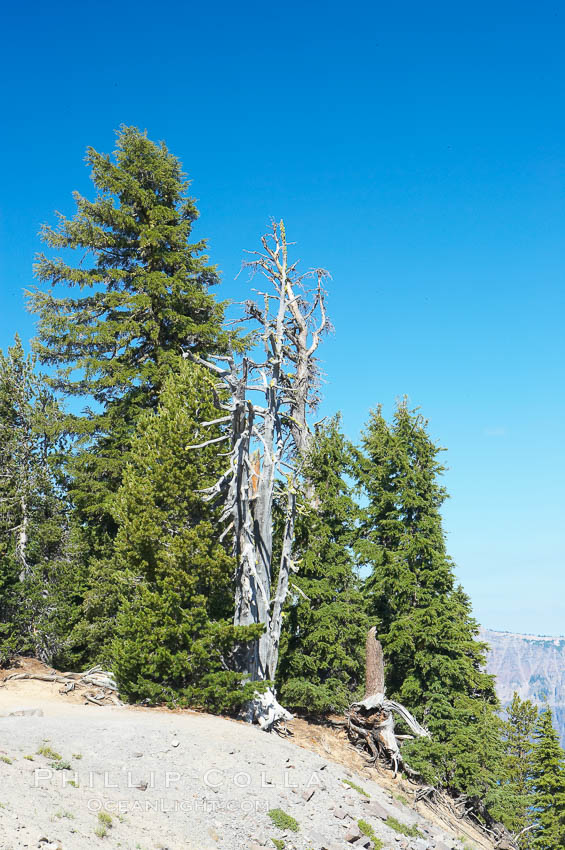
346,627,430,776
186,221,329,728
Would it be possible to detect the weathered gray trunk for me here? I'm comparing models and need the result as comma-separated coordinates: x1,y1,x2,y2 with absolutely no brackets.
232,379,264,679
265,488,296,678
16,494,29,582
188,222,329,707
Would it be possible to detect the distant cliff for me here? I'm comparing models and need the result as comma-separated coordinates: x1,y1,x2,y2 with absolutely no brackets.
480,628,565,744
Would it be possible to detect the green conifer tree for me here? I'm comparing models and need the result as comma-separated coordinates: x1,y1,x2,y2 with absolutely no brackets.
79,361,260,708
28,126,226,538
0,337,84,664
358,401,502,801
276,417,370,713
529,706,565,849
489,694,538,847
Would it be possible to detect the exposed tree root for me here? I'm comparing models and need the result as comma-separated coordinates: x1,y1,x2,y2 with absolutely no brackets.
1,665,122,706
345,628,428,778
242,687,293,732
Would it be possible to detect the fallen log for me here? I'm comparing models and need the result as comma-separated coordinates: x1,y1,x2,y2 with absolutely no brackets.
5,672,68,684
2,668,122,706
79,675,119,691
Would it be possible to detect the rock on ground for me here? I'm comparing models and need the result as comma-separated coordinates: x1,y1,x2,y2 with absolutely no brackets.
0,695,491,850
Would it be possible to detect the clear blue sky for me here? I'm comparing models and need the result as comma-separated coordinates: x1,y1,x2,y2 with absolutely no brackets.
1,1,563,634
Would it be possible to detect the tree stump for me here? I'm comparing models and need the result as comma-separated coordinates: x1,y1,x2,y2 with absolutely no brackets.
346,628,429,777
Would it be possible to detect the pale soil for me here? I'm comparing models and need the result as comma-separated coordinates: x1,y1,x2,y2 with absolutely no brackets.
0,660,494,850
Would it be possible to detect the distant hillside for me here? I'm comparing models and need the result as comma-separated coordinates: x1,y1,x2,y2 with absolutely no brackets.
480,627,565,745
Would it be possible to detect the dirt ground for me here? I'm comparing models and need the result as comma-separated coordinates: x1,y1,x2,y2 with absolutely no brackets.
0,659,495,850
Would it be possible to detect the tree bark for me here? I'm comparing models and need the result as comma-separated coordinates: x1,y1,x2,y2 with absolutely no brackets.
347,628,429,775
364,625,385,698
16,494,29,582
186,221,329,707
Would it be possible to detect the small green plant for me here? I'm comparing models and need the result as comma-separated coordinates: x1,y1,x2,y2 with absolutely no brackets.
55,810,75,819
37,745,61,760
24,754,34,761
0,756,12,764
68,779,78,788
393,792,410,806
358,819,383,849
98,811,112,827
385,815,422,838
50,760,72,770
267,808,299,832
72,753,83,760
272,840,285,850
94,824,107,838
342,777,370,796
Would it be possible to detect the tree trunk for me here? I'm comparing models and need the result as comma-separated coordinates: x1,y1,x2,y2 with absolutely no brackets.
17,494,29,582
347,628,429,774
266,488,296,679
187,222,329,718
364,625,385,698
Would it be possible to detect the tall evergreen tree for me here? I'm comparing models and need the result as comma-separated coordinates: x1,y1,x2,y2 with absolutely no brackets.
78,361,261,708
276,417,370,713
28,126,227,537
529,706,565,849
358,401,502,801
0,337,83,664
0,337,40,588
489,694,538,847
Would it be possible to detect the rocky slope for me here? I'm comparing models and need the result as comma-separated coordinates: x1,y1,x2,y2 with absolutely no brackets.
0,663,496,850
480,628,565,743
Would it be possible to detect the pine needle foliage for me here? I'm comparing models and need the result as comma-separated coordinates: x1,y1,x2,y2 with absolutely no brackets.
529,706,565,849
0,337,85,665
276,417,370,713
89,362,262,710
28,126,227,533
358,401,502,799
488,694,538,847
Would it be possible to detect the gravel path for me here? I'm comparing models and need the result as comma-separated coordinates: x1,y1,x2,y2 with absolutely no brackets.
0,700,476,850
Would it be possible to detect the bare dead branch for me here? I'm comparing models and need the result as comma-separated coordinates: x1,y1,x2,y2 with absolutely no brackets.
186,220,330,701
186,435,229,450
